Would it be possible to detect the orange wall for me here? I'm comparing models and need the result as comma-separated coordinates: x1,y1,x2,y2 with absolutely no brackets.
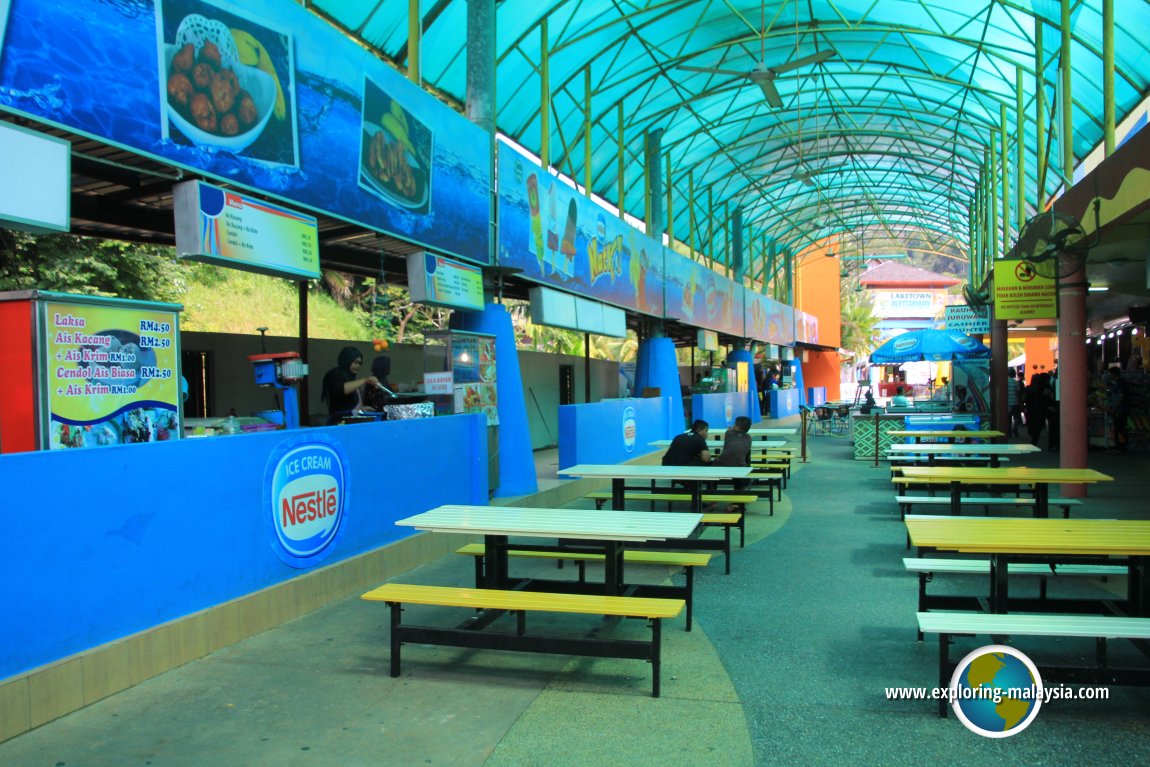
1023,336,1057,378
803,349,842,400
794,242,842,349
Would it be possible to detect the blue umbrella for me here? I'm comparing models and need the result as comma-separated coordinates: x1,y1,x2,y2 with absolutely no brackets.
869,328,991,363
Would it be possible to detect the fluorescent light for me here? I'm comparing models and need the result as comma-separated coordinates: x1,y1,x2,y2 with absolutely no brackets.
1012,326,1038,331
1088,286,1109,292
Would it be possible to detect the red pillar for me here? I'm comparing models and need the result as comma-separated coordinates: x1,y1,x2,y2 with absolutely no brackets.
991,318,1009,438
1058,264,1088,498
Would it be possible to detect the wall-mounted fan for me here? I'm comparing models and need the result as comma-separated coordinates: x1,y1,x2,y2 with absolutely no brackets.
962,282,991,310
1008,209,1095,280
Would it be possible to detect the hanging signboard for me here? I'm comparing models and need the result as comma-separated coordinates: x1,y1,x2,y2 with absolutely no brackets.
0,0,490,265
994,261,1057,320
496,139,665,316
945,304,991,334
0,121,69,234
174,180,319,279
406,252,484,311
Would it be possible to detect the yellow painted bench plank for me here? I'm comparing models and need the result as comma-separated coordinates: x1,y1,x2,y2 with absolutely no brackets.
585,492,757,504
362,583,684,619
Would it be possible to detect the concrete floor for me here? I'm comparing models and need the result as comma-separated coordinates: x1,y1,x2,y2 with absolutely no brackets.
2,415,1149,766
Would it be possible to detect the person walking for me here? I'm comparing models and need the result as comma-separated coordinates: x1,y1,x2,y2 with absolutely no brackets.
1006,369,1023,438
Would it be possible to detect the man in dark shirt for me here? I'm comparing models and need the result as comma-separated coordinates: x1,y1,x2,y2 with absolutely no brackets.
662,420,711,466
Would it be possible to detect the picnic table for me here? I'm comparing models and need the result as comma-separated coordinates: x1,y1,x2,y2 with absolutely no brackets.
888,429,1005,443
397,504,702,596
898,466,1113,518
888,442,1040,467
559,464,753,516
906,516,1150,615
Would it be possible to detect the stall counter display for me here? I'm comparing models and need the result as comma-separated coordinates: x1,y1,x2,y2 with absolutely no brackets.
424,331,498,426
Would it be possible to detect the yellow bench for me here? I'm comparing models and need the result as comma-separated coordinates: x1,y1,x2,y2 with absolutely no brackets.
361,582,684,697
455,543,711,630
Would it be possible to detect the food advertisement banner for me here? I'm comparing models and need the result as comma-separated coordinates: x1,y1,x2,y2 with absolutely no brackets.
794,309,819,345
496,140,665,317
744,292,796,346
173,180,319,279
0,0,490,264
663,255,744,336
41,299,181,449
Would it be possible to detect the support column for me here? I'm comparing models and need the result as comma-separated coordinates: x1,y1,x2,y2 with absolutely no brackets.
635,325,684,431
452,304,537,497
728,346,759,424
645,129,663,236
1057,0,1086,495
991,318,1009,436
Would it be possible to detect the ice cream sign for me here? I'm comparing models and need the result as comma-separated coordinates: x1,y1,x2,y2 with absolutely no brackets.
268,442,346,566
622,406,637,453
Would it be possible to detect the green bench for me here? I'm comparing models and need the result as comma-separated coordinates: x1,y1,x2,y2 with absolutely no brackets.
455,543,712,630
362,583,684,697
916,611,1150,717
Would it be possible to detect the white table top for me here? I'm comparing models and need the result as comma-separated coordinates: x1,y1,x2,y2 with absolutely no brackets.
747,428,797,436
888,444,1041,455
559,463,753,481
396,504,703,542
647,439,786,449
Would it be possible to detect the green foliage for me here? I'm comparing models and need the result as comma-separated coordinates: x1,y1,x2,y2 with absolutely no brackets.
0,230,186,302
839,287,881,361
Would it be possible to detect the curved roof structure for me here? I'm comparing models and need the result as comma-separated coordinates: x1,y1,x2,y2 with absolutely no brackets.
312,0,1150,280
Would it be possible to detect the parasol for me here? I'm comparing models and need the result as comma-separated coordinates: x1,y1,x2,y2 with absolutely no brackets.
869,328,991,364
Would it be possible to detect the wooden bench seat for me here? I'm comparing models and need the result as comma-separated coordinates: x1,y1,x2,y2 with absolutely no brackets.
916,611,1150,716
362,583,684,697
456,543,711,630
904,556,1127,637
895,494,1083,520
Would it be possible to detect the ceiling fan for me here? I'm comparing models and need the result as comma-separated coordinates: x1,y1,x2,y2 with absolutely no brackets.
679,0,834,109
681,49,834,109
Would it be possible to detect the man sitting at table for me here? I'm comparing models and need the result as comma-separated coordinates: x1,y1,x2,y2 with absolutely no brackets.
890,386,911,407
715,416,752,490
662,419,712,466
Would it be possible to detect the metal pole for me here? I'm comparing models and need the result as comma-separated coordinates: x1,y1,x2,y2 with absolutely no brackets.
584,332,591,403
1103,0,1115,156
540,19,549,169
407,0,420,84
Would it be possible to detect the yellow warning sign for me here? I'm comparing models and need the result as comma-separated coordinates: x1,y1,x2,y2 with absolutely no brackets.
993,260,1057,320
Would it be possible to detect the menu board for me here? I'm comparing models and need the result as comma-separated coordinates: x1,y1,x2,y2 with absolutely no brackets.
450,333,497,425
42,299,181,449
174,180,319,279
407,252,484,311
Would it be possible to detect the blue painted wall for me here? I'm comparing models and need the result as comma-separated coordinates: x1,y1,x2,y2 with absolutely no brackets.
0,415,486,680
690,392,752,431
558,397,673,468
769,388,801,419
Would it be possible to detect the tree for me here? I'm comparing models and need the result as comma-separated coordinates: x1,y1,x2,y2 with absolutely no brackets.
839,287,881,363
0,230,186,302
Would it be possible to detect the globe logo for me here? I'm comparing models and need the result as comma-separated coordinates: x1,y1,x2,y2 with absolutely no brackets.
621,406,637,453
949,645,1043,737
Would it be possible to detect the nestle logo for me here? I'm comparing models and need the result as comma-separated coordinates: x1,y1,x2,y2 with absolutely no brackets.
622,407,637,452
269,443,345,563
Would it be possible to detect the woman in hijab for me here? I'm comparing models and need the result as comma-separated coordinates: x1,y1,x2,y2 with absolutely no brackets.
360,356,395,411
321,346,379,423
